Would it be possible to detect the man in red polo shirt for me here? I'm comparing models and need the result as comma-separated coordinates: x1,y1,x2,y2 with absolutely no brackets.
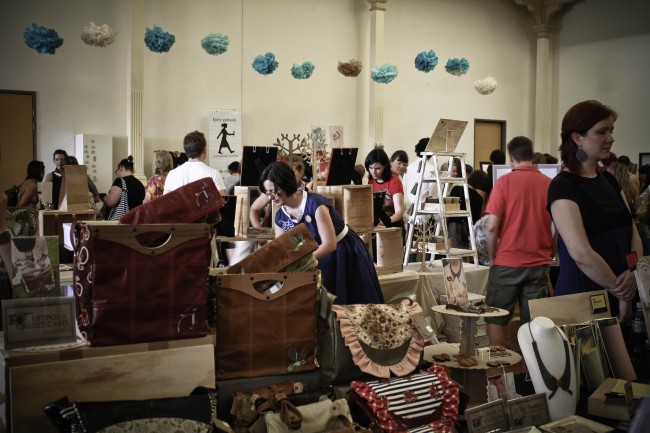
485,136,554,347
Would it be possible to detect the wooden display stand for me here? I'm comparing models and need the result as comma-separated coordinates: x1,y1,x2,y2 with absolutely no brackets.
38,209,96,245
317,184,374,233
374,227,403,275
0,335,215,433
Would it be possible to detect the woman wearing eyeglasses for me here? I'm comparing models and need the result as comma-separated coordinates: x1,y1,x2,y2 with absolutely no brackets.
259,161,384,304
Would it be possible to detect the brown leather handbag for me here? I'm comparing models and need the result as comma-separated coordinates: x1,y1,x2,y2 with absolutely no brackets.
227,224,318,274
119,177,224,224
73,222,212,346
215,271,320,380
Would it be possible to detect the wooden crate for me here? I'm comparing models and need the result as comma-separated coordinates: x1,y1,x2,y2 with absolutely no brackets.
316,185,343,216
342,185,373,232
38,210,96,245
1,336,215,433
375,227,403,275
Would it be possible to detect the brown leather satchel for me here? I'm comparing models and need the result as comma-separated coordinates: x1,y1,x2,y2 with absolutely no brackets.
73,222,212,346
119,177,224,224
227,223,318,274
215,271,319,380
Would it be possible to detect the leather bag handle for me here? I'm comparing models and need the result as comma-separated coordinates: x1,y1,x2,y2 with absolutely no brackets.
217,272,318,302
89,223,211,256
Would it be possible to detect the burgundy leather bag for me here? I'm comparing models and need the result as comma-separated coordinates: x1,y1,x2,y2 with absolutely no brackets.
73,222,212,346
215,271,319,380
119,177,224,224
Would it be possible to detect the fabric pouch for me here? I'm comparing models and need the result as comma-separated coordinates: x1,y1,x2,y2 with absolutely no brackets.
250,398,352,433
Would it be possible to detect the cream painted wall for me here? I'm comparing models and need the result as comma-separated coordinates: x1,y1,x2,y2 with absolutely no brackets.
1,0,647,187
555,0,650,164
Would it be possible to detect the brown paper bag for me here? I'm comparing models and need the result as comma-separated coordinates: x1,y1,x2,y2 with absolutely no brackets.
58,165,90,211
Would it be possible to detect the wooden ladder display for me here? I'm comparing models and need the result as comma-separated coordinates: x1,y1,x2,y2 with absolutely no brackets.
403,151,478,266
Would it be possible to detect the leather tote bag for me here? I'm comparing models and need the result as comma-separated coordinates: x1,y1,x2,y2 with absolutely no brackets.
227,223,318,274
119,177,224,224
73,222,212,346
215,271,320,380
250,398,352,433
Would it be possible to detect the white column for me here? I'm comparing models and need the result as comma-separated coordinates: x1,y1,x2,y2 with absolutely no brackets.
128,0,146,184
368,0,387,146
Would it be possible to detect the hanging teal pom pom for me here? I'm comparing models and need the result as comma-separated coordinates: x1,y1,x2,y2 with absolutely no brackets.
201,33,229,55
24,23,63,54
445,58,470,76
371,64,398,84
144,25,175,53
415,50,438,73
291,61,315,79
252,52,279,75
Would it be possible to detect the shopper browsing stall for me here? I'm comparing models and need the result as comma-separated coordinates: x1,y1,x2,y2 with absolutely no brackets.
547,100,642,325
365,148,405,230
260,161,384,304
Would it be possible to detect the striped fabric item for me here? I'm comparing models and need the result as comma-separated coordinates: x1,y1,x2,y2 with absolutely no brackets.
350,365,459,433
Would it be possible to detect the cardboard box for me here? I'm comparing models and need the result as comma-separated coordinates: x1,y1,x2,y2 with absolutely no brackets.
588,377,649,422
1,335,215,432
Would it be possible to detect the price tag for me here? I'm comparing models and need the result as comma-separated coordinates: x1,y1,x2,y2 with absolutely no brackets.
590,293,608,314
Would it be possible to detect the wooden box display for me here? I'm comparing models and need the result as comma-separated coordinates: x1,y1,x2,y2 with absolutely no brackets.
38,210,96,245
0,335,215,433
318,185,373,232
421,196,460,212
342,185,373,232
375,227,403,275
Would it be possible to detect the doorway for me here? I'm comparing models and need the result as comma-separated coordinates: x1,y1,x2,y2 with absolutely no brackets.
0,90,36,190
474,120,505,171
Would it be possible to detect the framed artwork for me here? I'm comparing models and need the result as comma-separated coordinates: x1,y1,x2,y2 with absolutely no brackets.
10,236,60,299
639,152,650,169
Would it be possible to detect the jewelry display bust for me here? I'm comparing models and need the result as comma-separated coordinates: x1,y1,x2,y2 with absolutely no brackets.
518,316,577,421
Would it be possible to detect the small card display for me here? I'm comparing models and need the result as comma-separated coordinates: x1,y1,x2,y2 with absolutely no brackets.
507,394,550,430
465,399,509,433
442,258,468,306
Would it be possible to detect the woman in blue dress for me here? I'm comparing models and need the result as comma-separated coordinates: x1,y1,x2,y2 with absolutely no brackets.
259,161,384,304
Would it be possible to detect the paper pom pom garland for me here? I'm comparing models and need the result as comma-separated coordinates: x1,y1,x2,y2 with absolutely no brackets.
144,25,176,53
371,63,399,84
291,61,315,79
445,58,470,76
474,76,498,95
81,22,116,47
201,33,229,55
23,23,64,54
415,50,438,73
252,52,279,75
337,59,363,77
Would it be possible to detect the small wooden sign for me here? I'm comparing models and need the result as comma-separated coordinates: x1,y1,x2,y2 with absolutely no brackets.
506,393,550,430
465,399,509,433
2,297,77,349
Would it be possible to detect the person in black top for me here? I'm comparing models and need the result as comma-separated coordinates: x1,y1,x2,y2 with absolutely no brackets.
43,149,68,209
103,156,145,220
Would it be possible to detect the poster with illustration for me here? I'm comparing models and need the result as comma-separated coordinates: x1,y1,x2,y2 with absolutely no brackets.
208,109,242,173
329,125,344,148
442,258,468,306
11,236,60,299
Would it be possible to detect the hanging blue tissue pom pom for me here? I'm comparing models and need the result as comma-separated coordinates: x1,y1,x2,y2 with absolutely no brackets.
144,25,175,53
252,52,279,75
291,61,315,79
371,64,398,84
415,50,438,73
23,23,63,54
445,58,470,76
201,33,229,55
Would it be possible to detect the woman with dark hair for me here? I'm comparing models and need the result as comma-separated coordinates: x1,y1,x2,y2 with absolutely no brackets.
547,100,642,324
390,150,409,178
365,148,404,230
16,160,45,208
260,161,383,304
103,156,145,221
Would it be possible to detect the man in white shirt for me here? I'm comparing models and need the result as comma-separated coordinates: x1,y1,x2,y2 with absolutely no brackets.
164,130,226,195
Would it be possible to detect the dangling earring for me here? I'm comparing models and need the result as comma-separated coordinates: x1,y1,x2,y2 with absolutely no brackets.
576,147,588,162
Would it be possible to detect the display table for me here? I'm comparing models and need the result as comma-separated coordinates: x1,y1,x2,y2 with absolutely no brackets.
423,342,523,406
378,261,490,332
431,305,508,355
0,335,215,433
